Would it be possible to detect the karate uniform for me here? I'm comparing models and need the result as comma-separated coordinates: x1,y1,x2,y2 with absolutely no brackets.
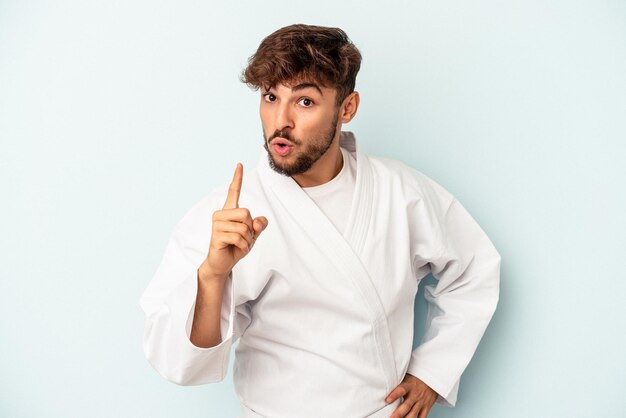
139,131,501,418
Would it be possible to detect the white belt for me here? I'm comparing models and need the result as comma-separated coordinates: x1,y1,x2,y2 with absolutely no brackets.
238,399,401,418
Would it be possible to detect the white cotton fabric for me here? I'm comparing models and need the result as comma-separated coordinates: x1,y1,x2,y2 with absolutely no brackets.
302,146,356,235
139,131,501,418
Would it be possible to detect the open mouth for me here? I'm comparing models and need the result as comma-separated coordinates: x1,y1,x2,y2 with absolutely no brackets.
271,139,294,157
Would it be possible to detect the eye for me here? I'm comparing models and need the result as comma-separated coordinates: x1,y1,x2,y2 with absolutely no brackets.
298,97,314,107
263,93,277,102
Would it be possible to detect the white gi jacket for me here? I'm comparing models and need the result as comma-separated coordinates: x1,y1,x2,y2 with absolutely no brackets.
139,132,501,418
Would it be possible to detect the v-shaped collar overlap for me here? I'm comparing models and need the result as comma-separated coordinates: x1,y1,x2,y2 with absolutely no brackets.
255,131,398,392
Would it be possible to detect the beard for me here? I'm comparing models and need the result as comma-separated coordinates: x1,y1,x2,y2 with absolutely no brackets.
263,112,339,177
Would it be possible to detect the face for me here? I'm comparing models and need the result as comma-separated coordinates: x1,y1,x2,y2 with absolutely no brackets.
260,80,341,176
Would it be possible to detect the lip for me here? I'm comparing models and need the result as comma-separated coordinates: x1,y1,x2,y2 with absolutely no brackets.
270,137,295,147
273,142,293,157
269,137,295,157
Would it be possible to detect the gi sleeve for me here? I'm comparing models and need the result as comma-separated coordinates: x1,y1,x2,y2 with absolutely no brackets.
139,195,251,385
407,191,501,407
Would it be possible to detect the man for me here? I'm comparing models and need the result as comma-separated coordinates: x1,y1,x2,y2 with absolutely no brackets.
140,24,500,418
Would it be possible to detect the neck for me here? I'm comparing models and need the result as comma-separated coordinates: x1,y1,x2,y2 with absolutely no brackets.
292,139,343,188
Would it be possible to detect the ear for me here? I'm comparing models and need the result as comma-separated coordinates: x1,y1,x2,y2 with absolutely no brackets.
339,91,360,123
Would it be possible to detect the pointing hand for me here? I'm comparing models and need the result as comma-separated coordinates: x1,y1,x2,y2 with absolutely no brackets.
204,163,268,280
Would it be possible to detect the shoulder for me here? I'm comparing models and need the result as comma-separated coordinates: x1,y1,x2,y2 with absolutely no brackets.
365,154,455,208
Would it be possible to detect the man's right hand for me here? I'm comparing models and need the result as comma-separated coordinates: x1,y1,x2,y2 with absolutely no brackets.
201,163,268,282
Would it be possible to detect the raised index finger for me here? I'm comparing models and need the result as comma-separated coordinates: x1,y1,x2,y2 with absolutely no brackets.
223,163,243,209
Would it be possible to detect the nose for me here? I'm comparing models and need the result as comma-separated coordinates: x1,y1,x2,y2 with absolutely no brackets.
275,102,294,132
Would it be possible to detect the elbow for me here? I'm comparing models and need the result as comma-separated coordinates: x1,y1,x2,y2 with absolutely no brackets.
493,252,501,300
165,368,226,386
480,251,501,318
141,303,232,386
487,254,501,317
145,352,227,386
143,340,229,386
157,367,197,386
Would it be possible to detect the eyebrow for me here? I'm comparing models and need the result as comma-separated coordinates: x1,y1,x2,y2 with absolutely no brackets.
290,83,324,96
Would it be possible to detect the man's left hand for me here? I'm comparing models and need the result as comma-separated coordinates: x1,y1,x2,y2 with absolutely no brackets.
385,373,438,418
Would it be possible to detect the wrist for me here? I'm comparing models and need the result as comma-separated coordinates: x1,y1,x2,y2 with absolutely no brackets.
198,259,230,285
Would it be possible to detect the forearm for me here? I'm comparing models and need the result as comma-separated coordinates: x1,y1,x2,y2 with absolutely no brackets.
190,260,228,348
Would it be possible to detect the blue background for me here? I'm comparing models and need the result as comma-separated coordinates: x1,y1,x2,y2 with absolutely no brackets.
1,0,625,417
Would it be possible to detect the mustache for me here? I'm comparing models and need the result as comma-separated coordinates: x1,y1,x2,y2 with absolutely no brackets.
268,130,300,145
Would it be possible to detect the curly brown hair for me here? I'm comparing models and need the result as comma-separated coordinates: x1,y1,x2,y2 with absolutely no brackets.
241,24,362,107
